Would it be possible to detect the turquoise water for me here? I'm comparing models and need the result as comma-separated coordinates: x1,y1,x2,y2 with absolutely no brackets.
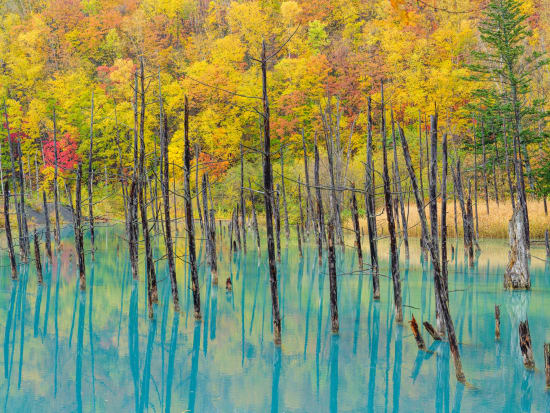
1,225,550,412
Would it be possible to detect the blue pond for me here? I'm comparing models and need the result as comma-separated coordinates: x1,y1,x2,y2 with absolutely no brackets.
1,225,550,412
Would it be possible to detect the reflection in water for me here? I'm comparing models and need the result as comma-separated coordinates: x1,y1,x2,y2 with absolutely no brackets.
0,228,549,411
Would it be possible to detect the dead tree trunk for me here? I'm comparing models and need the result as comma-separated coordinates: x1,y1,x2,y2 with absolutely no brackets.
33,229,43,284
301,129,313,237
88,91,95,259
184,97,201,320
495,305,500,341
504,206,530,290
274,185,282,262
314,133,325,264
52,109,61,248
296,223,303,258
128,181,139,280
545,229,549,257
248,178,261,256
428,115,444,334
350,183,363,270
195,144,203,233
453,160,474,266
381,88,402,323
399,124,466,383
544,343,550,387
4,100,27,262
441,132,450,318
138,57,158,315
206,174,218,284
519,320,535,369
280,147,290,241
327,221,339,334
482,130,489,214
42,191,52,264
391,110,409,259
365,97,380,300
261,41,281,345
4,181,17,279
160,103,180,311
240,143,247,252
74,164,86,291
409,315,426,350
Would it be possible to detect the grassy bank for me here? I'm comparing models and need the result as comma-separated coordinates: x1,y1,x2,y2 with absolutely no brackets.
360,198,550,240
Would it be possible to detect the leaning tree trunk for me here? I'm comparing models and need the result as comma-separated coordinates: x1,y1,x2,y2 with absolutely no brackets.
504,205,530,290
399,124,466,383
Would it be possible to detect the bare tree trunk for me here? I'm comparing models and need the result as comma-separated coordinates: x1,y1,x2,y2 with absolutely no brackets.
274,185,282,262
4,181,17,279
195,144,203,233
519,320,535,369
399,124,465,383
350,182,363,270
160,98,180,311
184,97,201,320
261,41,281,345
409,315,426,350
391,110,409,260
139,57,158,316
52,110,61,248
441,132,450,330
248,177,261,257
428,115,444,334
240,143,247,252
314,134,325,265
4,99,27,262
504,205,530,290
42,191,52,264
301,129,313,237
88,91,95,259
327,221,339,334
280,148,290,241
33,229,43,284
74,164,86,291
495,305,501,340
482,130,489,213
365,97,380,300
381,86,402,323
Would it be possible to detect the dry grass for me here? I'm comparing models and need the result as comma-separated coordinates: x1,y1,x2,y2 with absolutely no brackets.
357,198,550,240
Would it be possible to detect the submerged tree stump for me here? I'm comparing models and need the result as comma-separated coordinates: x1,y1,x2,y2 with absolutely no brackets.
519,320,535,369
495,305,500,341
544,343,550,387
504,206,530,290
409,315,426,350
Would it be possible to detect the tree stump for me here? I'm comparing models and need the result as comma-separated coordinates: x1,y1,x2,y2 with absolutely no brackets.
504,206,530,290
518,320,535,369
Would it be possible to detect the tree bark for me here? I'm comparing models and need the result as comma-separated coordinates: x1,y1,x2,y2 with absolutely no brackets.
504,205,530,290
184,97,201,320
327,221,339,334
381,87,402,323
261,41,281,345
365,97,380,300
4,181,17,279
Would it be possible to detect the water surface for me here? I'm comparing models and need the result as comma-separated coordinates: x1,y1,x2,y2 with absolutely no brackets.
1,225,549,412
